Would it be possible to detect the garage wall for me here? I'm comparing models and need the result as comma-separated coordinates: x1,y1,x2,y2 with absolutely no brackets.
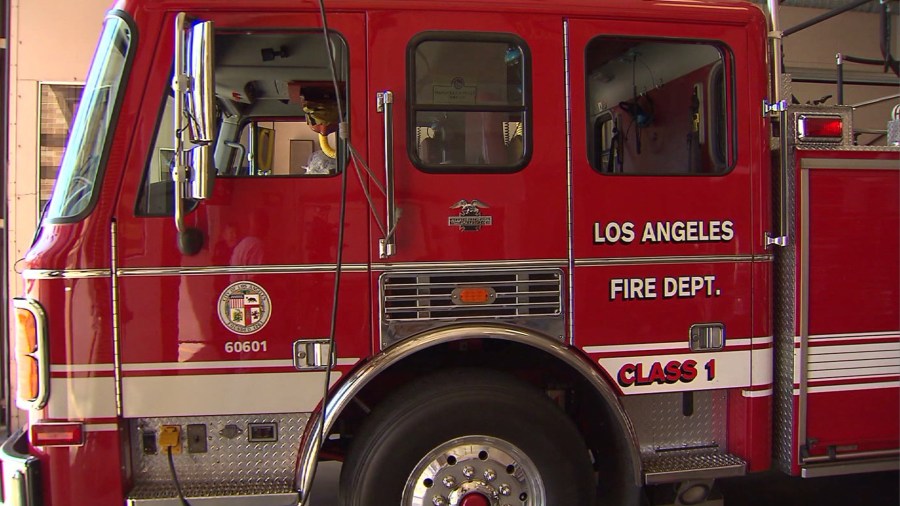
6,0,110,426
7,0,109,285
778,5,899,143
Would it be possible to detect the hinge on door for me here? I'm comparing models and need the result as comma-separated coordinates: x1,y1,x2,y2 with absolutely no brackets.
293,339,333,370
763,99,789,116
376,91,393,113
766,232,788,248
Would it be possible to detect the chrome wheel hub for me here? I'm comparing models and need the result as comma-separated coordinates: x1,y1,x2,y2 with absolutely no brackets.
402,435,545,506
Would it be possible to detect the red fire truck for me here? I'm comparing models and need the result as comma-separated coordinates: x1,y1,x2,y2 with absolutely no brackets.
3,0,898,504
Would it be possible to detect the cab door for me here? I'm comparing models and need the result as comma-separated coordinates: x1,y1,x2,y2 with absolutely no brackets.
113,11,369,419
367,10,569,349
567,17,766,399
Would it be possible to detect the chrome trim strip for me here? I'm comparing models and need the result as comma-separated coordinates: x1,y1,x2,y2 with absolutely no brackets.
128,492,300,506
122,359,294,371
563,18,576,346
13,297,50,410
800,158,900,170
23,268,111,280
798,166,811,459
801,457,900,478
111,221,123,416
117,264,369,277
296,325,641,504
119,358,359,371
372,259,567,271
803,449,900,466
798,330,900,342
574,254,770,267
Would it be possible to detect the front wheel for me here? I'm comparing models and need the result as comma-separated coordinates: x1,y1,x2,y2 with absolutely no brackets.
339,369,596,505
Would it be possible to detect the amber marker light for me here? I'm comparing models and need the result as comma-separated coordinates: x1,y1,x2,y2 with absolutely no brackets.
451,287,497,305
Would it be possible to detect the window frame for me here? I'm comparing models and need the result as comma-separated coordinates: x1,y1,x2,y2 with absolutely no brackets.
406,31,532,174
45,11,137,224
584,35,737,177
135,29,351,217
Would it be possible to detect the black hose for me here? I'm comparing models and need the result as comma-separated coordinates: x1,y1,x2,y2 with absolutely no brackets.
167,447,192,506
879,2,900,76
315,0,348,470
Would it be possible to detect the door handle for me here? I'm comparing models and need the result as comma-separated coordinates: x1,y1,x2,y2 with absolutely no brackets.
377,91,397,258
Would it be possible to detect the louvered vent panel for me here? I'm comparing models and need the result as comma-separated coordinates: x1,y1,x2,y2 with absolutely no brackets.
382,270,562,322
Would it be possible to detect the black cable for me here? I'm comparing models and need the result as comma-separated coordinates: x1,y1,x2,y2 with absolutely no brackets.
167,447,192,506
880,2,899,76
315,0,348,465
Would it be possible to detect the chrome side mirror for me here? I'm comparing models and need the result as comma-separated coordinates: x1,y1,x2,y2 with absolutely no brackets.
173,13,215,255
186,20,215,148
186,145,212,198
185,19,216,200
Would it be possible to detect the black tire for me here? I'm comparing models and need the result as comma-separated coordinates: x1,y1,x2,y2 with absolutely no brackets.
339,368,596,505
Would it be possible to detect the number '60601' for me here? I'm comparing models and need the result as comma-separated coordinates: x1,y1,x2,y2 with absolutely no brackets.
225,340,267,353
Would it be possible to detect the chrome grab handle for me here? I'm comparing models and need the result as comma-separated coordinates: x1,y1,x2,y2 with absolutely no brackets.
377,91,397,258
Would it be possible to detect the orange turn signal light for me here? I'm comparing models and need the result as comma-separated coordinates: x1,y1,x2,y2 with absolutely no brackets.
452,287,496,305
14,308,39,402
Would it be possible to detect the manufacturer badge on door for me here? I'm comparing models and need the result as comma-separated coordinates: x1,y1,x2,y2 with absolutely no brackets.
448,199,493,231
217,281,272,335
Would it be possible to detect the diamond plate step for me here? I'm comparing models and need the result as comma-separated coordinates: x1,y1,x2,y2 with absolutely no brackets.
127,481,298,506
643,451,746,484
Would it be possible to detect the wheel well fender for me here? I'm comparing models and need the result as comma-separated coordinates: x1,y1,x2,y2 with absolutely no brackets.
296,324,641,503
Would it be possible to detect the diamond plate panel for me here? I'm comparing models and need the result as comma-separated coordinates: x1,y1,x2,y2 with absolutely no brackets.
129,481,296,499
644,451,745,474
131,414,309,486
772,114,801,474
643,451,746,484
621,391,726,457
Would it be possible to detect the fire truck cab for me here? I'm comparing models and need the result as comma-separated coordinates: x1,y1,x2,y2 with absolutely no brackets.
3,0,898,505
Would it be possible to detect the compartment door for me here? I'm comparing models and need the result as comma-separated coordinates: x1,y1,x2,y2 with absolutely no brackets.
568,18,759,398
797,152,900,471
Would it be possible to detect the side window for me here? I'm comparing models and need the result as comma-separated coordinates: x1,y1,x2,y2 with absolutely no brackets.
586,37,733,175
409,33,529,172
137,31,347,216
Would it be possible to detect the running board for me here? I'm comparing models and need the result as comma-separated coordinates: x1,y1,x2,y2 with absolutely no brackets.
643,452,746,484
127,482,298,506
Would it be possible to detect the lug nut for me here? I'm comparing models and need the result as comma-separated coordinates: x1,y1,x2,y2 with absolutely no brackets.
432,495,448,506
462,465,475,478
498,483,511,496
442,475,457,488
484,468,497,481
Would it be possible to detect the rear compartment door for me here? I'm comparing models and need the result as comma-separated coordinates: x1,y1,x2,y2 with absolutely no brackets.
795,150,900,469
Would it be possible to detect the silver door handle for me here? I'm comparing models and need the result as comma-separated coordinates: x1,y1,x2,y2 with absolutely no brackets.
377,91,397,258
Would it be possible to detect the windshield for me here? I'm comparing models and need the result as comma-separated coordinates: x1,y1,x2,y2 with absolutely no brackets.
44,15,132,221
